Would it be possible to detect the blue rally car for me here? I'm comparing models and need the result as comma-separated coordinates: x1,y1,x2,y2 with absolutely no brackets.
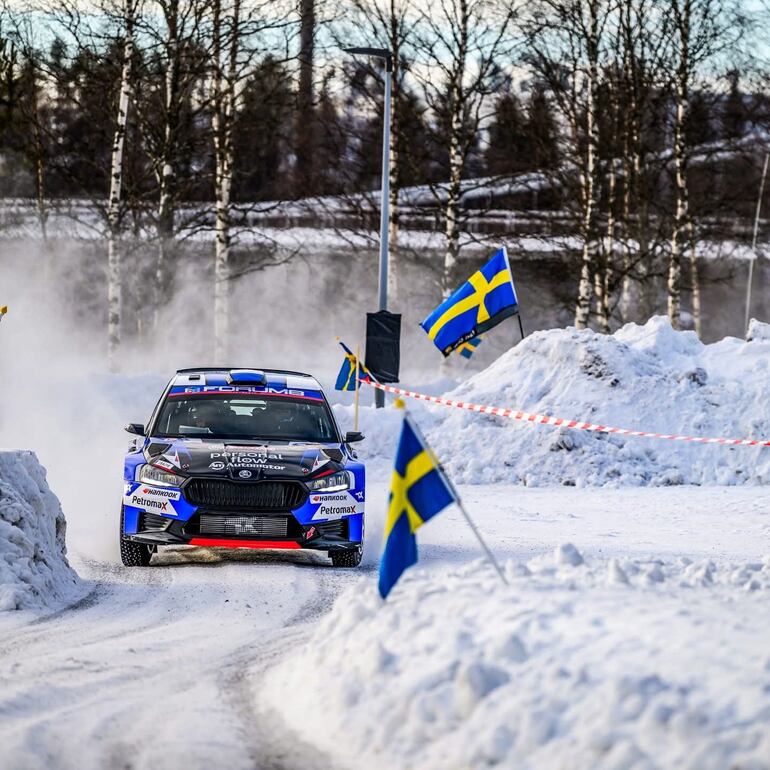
120,368,365,568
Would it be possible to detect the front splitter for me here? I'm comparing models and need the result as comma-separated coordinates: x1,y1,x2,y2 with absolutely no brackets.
187,538,302,550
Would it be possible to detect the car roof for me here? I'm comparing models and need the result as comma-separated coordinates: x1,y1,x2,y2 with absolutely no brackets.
170,368,323,392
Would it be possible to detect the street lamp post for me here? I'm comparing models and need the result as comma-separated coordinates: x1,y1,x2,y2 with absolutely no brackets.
345,46,392,408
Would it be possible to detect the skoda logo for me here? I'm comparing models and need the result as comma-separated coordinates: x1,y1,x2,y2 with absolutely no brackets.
238,469,252,479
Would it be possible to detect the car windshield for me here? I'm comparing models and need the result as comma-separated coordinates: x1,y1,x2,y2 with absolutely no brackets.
153,394,338,442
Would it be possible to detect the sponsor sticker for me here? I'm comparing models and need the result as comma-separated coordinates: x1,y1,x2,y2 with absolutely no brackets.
140,486,181,502
310,491,364,521
210,450,284,460
163,451,181,469
181,386,314,397
123,485,179,516
311,453,331,472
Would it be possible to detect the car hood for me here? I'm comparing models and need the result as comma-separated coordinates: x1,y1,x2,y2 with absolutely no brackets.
143,437,345,481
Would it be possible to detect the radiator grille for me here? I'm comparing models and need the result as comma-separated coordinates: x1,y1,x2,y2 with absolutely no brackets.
140,512,169,531
199,514,289,538
184,480,307,511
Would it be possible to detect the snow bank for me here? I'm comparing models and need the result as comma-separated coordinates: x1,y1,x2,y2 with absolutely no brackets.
343,317,770,486
0,451,81,611
747,318,770,342
264,552,770,770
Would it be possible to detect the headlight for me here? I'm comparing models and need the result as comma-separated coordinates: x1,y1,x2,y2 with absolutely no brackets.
137,464,185,487
306,471,350,493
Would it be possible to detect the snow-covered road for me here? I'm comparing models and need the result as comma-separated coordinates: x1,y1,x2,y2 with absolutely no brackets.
0,548,366,770
1,485,768,769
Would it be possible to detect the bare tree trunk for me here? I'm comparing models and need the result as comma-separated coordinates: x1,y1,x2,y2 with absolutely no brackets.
441,0,469,298
575,1,601,330
107,0,135,370
295,0,314,194
212,0,240,361
668,0,691,330
155,0,181,325
688,218,701,335
597,159,616,333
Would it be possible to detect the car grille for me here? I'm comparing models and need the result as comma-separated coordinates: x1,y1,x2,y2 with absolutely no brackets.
184,480,307,511
199,514,290,538
140,512,169,531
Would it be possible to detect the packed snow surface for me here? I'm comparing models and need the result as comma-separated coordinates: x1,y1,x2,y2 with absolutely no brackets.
266,550,770,770
341,316,770,486
0,450,81,611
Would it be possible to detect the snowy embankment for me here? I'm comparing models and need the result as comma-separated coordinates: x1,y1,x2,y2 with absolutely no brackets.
0,451,81,611
265,551,770,770
339,316,770,486
290,319,770,770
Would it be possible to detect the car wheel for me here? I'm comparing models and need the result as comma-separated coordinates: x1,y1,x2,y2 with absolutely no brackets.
120,507,153,567
330,545,363,568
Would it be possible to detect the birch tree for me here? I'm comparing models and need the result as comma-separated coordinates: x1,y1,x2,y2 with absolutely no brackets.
107,0,137,368
294,0,314,195
665,0,733,330
527,0,612,329
211,0,239,361
208,0,294,359
133,0,209,322
415,0,516,297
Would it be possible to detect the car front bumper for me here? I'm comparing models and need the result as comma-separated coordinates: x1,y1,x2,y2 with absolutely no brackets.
123,510,363,552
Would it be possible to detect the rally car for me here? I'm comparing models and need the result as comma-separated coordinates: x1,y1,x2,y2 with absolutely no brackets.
120,368,365,568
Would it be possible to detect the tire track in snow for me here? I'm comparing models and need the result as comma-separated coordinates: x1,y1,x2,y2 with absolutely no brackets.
0,551,367,770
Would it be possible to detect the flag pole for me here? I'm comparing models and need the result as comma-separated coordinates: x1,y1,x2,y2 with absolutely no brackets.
404,412,508,587
502,245,524,344
354,343,361,432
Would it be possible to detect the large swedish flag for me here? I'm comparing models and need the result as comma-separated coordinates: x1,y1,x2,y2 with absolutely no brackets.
334,340,370,392
420,248,518,356
379,414,455,599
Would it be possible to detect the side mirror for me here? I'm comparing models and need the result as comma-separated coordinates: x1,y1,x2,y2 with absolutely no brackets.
125,423,146,436
344,431,365,443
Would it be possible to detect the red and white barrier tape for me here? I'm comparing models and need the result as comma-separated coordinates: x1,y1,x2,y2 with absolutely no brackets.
363,380,770,448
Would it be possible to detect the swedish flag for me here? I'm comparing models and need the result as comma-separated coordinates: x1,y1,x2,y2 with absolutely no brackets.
456,335,482,359
334,340,370,391
420,248,518,356
379,413,455,599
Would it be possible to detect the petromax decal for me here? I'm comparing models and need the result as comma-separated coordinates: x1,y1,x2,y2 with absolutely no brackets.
310,491,364,521
123,484,180,515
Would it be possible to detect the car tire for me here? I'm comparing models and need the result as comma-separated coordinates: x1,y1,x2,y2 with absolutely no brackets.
330,545,363,568
120,507,154,567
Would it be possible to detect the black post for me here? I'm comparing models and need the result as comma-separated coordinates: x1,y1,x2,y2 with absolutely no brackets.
517,314,525,340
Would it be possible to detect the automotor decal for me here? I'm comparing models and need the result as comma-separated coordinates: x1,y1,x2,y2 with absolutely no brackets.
123,483,180,515
209,449,287,471
310,491,364,520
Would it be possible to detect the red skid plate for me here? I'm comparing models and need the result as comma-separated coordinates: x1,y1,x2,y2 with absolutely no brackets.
188,538,301,550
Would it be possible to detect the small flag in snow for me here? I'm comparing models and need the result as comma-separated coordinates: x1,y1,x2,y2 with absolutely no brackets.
456,336,483,359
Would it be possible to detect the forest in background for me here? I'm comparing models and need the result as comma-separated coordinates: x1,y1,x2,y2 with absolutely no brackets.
1,0,769,365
